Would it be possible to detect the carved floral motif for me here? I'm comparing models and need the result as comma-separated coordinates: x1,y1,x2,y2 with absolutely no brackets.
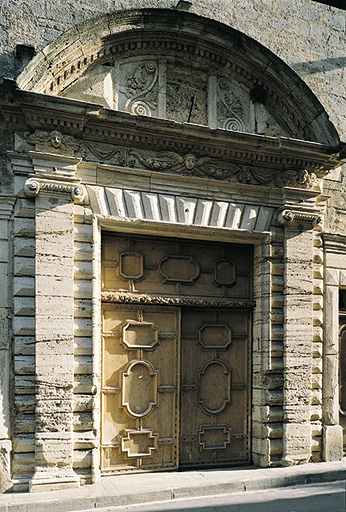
101,291,255,308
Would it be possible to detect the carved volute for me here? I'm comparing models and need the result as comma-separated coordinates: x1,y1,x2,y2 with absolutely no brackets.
17,9,340,146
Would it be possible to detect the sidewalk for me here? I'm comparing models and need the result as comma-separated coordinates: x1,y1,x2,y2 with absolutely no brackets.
1,461,345,512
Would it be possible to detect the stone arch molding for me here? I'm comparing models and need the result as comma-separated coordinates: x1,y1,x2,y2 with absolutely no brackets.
17,9,339,146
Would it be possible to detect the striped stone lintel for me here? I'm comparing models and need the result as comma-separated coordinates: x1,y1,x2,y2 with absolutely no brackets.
87,186,274,232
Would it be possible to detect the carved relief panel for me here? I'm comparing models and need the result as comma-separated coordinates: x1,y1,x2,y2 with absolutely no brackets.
61,53,290,136
115,59,162,117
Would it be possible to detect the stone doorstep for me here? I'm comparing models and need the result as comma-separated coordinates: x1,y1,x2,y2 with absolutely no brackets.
0,462,346,512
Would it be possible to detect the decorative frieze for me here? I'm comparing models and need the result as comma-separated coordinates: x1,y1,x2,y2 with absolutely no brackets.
25,130,85,157
101,291,255,308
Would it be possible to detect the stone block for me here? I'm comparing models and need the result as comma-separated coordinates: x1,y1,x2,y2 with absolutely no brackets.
0,440,12,493
282,423,311,465
14,297,35,317
14,236,35,257
323,425,343,462
12,316,35,336
14,256,35,277
13,217,35,238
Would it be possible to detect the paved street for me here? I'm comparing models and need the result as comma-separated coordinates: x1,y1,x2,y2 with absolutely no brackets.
76,481,345,512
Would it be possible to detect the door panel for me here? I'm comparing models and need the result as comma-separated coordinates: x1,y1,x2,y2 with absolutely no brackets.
180,308,250,467
101,304,180,473
102,235,252,300
101,234,252,472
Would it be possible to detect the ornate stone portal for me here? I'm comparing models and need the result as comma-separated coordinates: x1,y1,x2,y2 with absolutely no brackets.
0,7,345,492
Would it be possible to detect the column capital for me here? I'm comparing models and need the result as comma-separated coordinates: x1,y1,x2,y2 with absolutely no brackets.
24,151,86,203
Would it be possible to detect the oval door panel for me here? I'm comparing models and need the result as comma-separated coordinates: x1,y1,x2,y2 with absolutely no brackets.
122,360,158,417
197,360,231,414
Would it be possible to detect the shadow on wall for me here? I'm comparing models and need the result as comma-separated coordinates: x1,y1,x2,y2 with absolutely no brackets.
291,57,346,75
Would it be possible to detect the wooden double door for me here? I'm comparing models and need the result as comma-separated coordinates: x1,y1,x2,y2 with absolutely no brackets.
101,235,252,473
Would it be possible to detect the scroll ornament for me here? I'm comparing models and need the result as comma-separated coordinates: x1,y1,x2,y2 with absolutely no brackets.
24,178,86,204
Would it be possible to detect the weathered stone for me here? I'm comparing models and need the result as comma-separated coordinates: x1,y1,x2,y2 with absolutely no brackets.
1,0,346,492
323,425,343,462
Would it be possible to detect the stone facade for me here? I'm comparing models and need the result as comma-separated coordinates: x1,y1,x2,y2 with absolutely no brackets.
0,0,346,492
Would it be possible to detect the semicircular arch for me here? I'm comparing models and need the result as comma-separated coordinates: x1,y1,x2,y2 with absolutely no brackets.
17,8,339,146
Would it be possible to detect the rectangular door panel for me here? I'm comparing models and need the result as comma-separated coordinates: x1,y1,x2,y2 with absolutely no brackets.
180,307,251,468
101,304,180,473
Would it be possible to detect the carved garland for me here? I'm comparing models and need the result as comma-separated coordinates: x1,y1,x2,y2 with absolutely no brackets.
101,292,255,308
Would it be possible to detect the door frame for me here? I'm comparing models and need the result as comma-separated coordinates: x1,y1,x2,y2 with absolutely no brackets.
97,230,259,474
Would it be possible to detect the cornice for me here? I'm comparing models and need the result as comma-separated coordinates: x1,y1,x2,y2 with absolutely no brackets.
323,233,346,254
0,87,343,179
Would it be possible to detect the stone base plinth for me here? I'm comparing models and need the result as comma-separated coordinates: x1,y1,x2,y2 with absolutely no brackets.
0,440,12,493
323,425,343,462
29,467,80,492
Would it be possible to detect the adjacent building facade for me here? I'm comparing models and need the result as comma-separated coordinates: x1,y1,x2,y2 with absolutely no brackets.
0,0,346,493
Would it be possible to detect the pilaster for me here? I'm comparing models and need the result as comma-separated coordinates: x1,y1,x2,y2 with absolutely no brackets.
0,196,15,493
25,154,86,492
282,224,313,464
